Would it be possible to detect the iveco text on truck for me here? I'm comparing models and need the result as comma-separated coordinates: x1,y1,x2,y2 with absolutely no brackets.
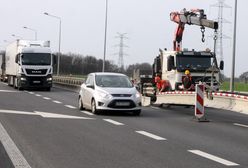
5,40,54,90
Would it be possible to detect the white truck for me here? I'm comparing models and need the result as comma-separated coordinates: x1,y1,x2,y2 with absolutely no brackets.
5,40,54,90
153,49,223,91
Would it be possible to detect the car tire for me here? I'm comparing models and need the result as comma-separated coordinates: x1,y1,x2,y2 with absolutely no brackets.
78,96,84,110
91,99,99,114
133,110,141,116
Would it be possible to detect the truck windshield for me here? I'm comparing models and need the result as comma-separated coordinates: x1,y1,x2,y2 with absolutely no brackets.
176,55,211,71
21,53,51,65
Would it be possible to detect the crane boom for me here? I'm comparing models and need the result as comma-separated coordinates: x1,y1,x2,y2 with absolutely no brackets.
170,9,218,51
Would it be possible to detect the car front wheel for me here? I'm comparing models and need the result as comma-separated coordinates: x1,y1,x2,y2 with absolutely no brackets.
91,99,99,114
133,110,141,116
78,96,84,110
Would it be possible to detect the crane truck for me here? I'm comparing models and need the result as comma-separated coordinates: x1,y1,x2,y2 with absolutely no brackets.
5,40,55,91
153,9,224,91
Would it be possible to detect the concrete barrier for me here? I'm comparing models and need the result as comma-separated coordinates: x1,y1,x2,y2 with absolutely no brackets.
154,91,248,115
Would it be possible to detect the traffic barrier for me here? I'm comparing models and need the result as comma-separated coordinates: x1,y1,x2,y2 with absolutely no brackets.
155,91,248,115
195,84,207,121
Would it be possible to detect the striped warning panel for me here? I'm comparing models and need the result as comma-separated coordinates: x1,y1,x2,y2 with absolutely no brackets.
195,84,204,119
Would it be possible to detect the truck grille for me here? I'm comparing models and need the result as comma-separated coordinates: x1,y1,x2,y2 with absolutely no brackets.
26,69,47,75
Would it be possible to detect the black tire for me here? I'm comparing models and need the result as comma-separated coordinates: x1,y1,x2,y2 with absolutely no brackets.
91,99,99,114
78,96,84,110
46,87,51,91
133,110,141,116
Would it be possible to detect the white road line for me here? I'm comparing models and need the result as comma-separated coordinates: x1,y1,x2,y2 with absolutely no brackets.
35,94,41,97
234,123,248,128
43,97,51,100
150,106,160,110
103,119,124,126
65,105,77,109
28,92,34,94
0,122,31,168
135,131,166,140
53,100,62,104
0,90,18,93
80,111,94,116
188,150,239,166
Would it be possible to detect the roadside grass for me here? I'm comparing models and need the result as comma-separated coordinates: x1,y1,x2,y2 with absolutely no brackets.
220,82,248,92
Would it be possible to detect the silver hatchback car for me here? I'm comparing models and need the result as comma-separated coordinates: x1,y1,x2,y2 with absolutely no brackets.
78,72,142,115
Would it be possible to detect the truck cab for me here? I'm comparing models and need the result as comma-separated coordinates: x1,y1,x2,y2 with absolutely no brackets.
153,49,224,91
5,40,55,91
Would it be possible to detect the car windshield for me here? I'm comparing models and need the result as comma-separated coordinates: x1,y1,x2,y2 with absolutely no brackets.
21,53,51,65
95,75,133,88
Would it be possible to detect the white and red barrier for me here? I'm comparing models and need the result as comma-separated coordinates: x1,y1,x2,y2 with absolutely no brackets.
195,84,205,120
154,90,248,115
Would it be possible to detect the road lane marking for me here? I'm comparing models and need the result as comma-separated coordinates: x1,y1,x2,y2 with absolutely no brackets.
0,90,18,93
135,131,166,140
35,94,41,97
80,111,94,116
234,123,248,128
103,119,124,125
65,105,77,109
28,92,34,94
35,111,95,119
0,109,95,120
53,100,62,104
0,122,31,168
150,106,160,110
188,150,239,166
0,109,38,116
43,97,51,100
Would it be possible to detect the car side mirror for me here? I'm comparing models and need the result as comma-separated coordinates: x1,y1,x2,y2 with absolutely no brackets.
219,60,224,70
52,54,57,65
86,83,94,89
15,54,20,64
167,55,175,71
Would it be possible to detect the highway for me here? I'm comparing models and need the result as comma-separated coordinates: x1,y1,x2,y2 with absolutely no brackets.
0,81,248,168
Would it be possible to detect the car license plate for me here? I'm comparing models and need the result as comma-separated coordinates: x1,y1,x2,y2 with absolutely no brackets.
33,81,41,84
115,102,130,106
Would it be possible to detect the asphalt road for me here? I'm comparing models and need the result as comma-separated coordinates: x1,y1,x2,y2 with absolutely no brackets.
0,82,248,168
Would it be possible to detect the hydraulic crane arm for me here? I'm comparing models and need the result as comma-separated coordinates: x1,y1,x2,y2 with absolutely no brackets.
170,9,218,51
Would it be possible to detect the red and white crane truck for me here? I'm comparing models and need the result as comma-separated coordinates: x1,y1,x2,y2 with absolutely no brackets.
153,9,224,92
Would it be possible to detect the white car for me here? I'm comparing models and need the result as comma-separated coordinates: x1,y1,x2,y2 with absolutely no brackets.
78,72,142,115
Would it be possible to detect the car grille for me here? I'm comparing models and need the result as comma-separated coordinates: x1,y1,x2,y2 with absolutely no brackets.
26,69,47,75
108,100,136,109
111,94,132,97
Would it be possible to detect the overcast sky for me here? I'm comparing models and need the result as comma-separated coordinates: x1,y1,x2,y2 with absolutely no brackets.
0,0,246,77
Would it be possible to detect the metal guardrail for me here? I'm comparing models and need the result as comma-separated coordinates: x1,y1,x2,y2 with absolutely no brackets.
53,76,85,86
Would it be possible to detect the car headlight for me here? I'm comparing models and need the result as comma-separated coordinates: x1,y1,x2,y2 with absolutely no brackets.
21,77,26,81
47,77,53,81
97,91,112,99
135,92,141,98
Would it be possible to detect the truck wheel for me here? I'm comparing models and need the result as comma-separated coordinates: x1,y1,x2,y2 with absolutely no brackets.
14,77,17,89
